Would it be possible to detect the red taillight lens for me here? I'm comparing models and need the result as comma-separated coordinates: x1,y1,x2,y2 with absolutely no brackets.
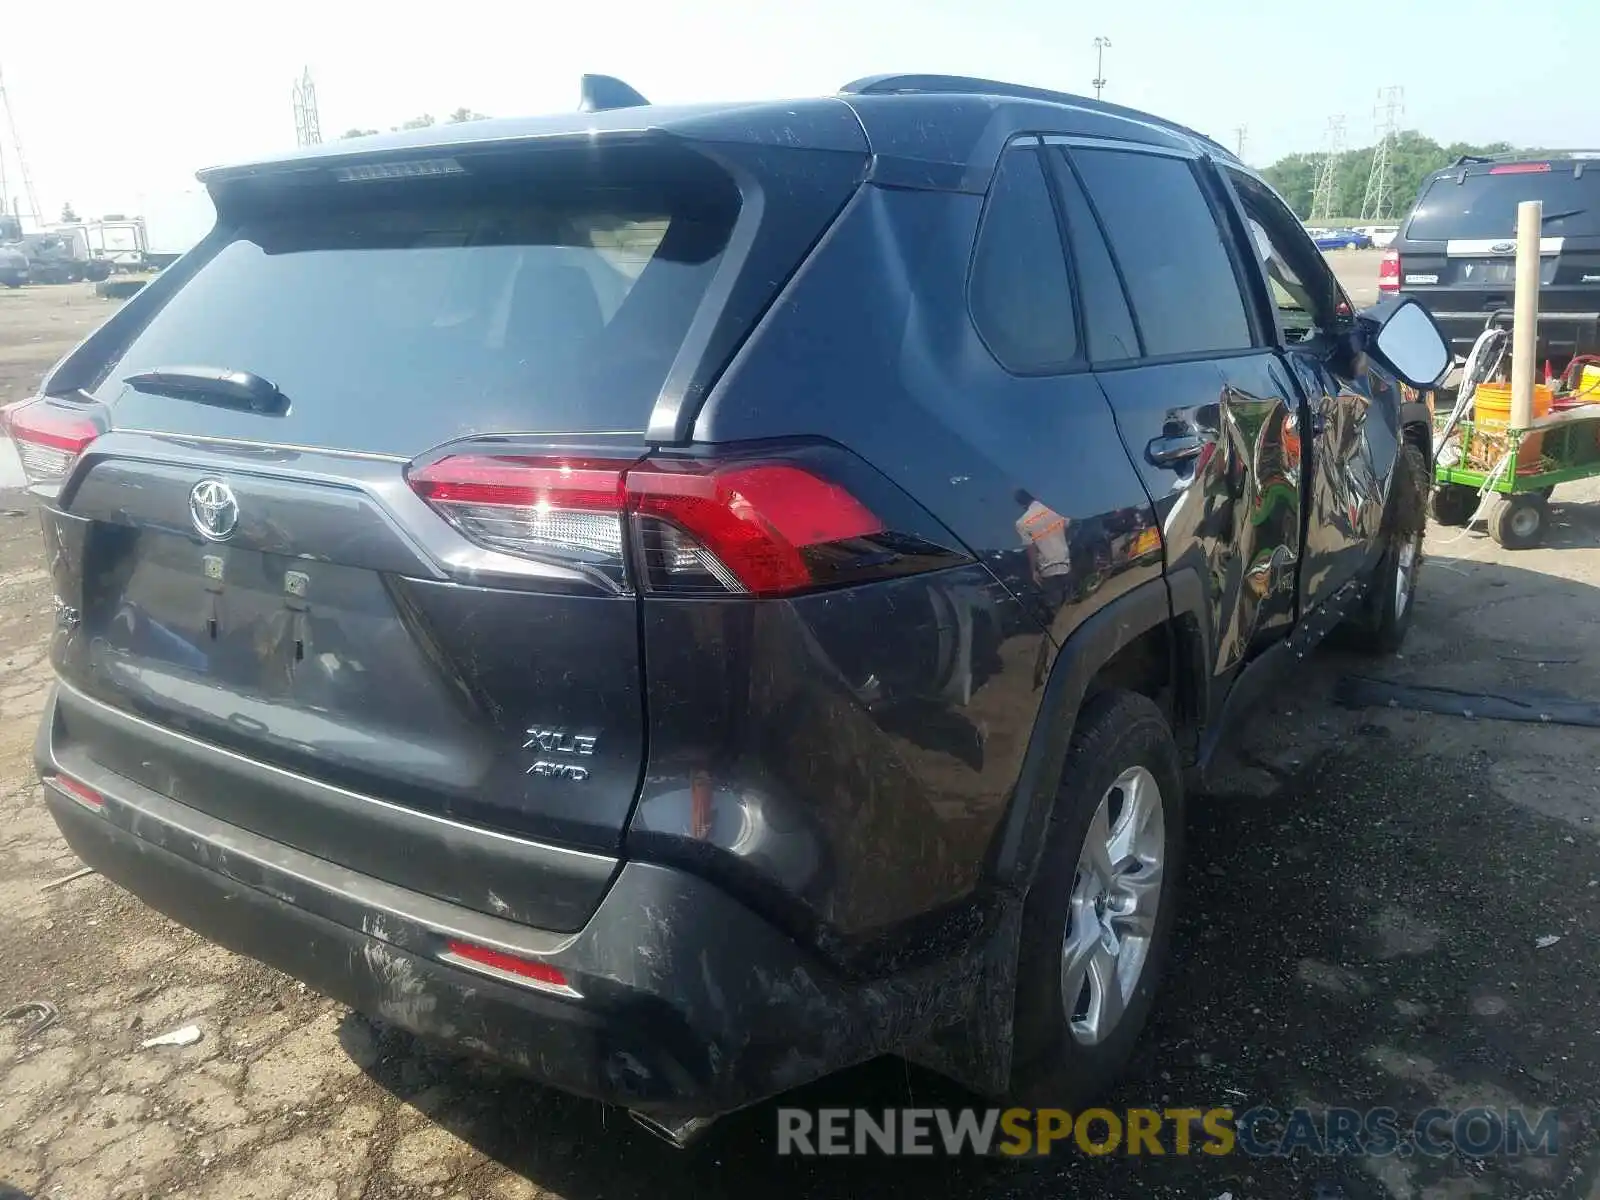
1489,162,1551,175
47,772,104,811
1378,249,1401,292
440,939,575,994
628,460,884,596
407,447,967,599
4,399,102,484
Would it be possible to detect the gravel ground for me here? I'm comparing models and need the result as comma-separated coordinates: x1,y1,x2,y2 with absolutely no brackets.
2,272,1598,1199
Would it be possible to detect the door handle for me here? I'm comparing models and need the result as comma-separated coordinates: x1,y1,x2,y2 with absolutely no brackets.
1146,432,1212,467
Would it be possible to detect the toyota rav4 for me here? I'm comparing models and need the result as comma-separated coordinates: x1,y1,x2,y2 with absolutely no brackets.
13,73,1447,1142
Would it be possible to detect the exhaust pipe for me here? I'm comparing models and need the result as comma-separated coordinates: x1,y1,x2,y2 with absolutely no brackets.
628,1110,719,1149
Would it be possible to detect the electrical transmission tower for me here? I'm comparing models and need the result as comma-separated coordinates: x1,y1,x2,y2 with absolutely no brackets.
1360,86,1404,220
1309,115,1347,224
0,65,43,228
292,68,322,147
1234,125,1248,161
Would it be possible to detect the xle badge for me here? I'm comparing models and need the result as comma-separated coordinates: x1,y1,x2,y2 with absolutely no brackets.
524,727,597,781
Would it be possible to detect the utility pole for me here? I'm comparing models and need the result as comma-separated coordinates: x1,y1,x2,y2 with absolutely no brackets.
1309,115,1347,224
1360,85,1404,221
1233,125,1248,161
291,68,322,147
1092,37,1111,100
0,65,42,229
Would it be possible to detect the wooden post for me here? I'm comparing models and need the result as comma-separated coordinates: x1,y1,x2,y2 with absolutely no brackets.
1510,199,1543,429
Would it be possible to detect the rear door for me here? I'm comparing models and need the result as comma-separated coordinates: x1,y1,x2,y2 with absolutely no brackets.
1054,141,1302,689
1399,163,1600,335
23,138,862,930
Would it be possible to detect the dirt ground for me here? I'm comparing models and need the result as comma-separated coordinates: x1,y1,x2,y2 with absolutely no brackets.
2,272,1598,1199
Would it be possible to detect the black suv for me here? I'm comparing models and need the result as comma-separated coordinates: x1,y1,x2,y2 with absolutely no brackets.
1383,152,1600,364
13,74,1447,1140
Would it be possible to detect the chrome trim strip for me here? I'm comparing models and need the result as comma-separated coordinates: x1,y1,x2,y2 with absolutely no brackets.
1445,237,1564,256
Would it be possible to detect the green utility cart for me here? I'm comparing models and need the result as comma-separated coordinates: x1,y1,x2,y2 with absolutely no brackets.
1433,407,1600,549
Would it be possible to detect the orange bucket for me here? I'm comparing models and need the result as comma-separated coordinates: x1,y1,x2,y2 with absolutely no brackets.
1474,382,1553,471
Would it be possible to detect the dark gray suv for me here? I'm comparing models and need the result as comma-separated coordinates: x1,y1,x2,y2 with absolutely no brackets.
12,74,1448,1142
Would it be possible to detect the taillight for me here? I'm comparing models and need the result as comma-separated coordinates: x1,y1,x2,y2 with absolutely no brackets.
3,399,102,484
406,446,969,598
1379,248,1401,292
407,454,635,587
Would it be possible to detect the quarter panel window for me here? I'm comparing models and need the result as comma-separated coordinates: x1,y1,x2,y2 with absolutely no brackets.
969,147,1079,373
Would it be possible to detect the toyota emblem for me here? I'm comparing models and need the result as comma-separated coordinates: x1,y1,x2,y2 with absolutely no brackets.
1490,241,1515,254
189,479,239,541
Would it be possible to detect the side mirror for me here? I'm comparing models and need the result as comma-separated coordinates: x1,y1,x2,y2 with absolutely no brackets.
1360,295,1451,389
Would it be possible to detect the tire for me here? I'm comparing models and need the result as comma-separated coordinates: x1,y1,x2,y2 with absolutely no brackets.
1489,493,1546,550
1345,442,1427,654
1009,690,1184,1109
1429,483,1478,526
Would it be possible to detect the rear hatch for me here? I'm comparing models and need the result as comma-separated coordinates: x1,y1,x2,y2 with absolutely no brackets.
19,134,864,930
1396,162,1600,331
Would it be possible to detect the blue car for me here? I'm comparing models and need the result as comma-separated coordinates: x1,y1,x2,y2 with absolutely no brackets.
1310,227,1373,250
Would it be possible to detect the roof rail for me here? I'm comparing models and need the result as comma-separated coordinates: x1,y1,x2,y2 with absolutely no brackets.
839,73,1235,161
1451,149,1600,168
1490,148,1600,160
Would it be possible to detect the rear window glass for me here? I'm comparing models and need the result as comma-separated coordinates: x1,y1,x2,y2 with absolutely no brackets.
95,174,738,435
1406,168,1600,240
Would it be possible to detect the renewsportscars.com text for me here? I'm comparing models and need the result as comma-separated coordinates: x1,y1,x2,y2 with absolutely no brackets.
776,1106,1562,1158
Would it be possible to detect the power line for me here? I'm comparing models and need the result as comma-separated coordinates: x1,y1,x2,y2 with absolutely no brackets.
292,68,322,147
1360,86,1405,221
1092,37,1111,100
1309,115,1347,223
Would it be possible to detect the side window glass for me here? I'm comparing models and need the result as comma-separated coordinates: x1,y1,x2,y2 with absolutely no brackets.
1228,172,1347,340
969,146,1079,372
1247,217,1318,343
1071,149,1253,358
1046,149,1141,361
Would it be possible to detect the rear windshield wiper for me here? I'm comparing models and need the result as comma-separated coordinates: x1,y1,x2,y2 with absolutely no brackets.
123,366,289,415
1542,208,1585,224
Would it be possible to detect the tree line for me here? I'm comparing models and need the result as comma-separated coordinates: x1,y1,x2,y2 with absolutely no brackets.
340,108,489,139
1259,130,1515,221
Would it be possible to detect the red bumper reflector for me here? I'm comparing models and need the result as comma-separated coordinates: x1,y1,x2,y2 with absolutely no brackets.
49,772,104,811
441,939,575,993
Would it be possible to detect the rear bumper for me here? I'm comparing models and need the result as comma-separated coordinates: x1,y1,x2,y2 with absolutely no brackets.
35,688,977,1119
1426,308,1600,363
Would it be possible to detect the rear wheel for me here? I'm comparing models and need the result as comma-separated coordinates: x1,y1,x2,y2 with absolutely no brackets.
1489,493,1546,550
1009,690,1184,1108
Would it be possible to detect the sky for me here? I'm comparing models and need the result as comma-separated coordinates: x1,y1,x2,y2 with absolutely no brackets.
3,0,1597,223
